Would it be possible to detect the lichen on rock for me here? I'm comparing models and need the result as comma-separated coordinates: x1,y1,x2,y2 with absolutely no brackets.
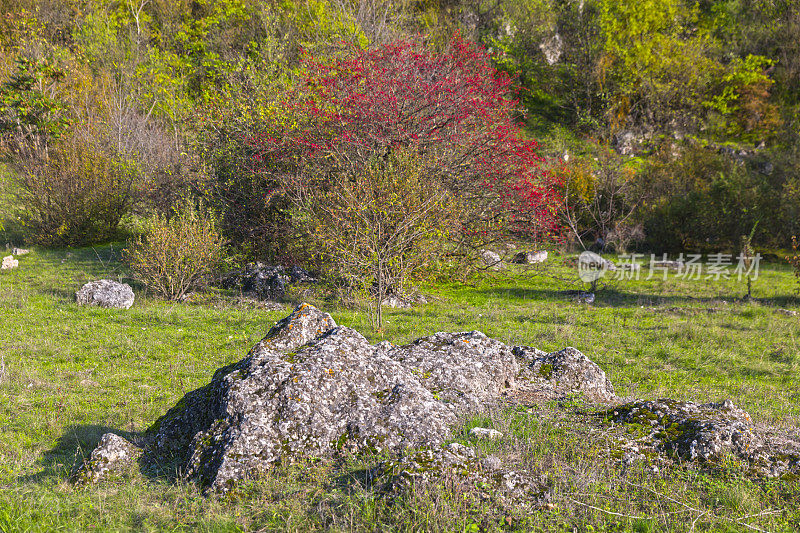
513,346,616,402
606,398,800,477
70,433,141,485
387,331,519,409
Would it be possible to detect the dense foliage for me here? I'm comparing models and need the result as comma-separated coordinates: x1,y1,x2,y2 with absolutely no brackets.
0,0,797,255
124,199,225,300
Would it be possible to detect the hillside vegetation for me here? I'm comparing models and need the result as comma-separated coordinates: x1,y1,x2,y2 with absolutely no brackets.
0,0,798,255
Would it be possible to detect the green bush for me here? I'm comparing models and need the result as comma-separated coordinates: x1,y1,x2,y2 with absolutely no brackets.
124,201,225,301
16,136,137,246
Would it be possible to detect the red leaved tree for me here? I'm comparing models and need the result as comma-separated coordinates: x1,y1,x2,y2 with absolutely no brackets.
244,37,562,325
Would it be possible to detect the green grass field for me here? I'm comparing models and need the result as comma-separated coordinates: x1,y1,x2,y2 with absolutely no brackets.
1,244,799,531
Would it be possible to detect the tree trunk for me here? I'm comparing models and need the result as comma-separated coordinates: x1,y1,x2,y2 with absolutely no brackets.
376,258,384,329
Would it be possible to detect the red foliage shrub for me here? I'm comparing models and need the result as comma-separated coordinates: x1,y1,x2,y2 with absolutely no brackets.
247,36,563,248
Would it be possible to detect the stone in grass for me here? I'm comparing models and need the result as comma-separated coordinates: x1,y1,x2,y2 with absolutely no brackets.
76,280,135,309
469,427,504,440
70,433,141,484
1,255,18,270
512,251,548,264
607,399,800,477
513,346,616,403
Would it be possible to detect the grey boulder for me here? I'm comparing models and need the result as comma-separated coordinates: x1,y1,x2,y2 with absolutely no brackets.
513,346,616,402
70,433,141,484
144,303,519,492
76,280,135,309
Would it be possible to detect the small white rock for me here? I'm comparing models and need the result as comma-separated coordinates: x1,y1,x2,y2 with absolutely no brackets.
469,427,504,440
1,255,18,270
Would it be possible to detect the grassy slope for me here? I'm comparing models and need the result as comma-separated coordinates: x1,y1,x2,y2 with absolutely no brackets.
1,246,799,531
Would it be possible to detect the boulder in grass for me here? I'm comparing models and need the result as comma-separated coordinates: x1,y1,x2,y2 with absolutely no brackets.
70,433,141,484
1,255,18,270
76,280,135,309
513,250,548,264
142,303,519,492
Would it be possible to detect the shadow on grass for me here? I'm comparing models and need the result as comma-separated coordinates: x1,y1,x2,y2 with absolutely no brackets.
21,424,183,486
479,286,800,309
20,424,138,483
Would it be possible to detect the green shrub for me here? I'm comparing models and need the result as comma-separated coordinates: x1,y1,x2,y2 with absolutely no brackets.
124,201,225,301
16,136,137,246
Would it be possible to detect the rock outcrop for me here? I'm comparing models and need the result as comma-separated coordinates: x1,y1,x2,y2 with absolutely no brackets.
607,399,800,477
76,280,135,309
70,433,141,484
145,304,523,491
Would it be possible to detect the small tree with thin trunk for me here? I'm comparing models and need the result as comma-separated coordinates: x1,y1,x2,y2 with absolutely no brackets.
295,150,457,328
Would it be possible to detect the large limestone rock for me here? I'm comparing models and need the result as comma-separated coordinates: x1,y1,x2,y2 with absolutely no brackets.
76,280,135,309
607,399,800,477
148,303,338,459
70,433,141,484
143,304,522,491
513,346,616,402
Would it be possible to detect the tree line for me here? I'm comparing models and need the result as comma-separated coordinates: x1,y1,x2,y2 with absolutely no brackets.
0,0,797,263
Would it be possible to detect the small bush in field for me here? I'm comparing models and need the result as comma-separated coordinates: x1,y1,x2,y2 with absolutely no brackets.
125,201,225,300
17,136,137,246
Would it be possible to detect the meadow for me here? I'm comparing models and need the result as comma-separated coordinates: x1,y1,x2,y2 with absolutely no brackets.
1,243,799,532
